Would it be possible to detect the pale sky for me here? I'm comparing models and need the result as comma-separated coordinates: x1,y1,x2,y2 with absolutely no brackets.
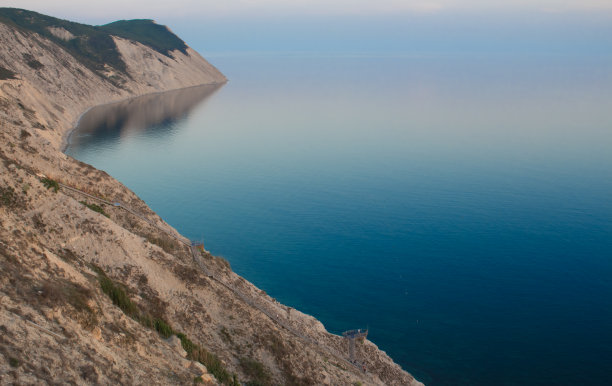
2,1,611,54
3,0,612,21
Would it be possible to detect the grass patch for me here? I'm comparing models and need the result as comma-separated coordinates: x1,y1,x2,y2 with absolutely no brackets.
240,358,271,386
189,346,239,386
79,201,109,218
40,177,59,193
98,275,138,317
94,267,239,385
0,186,16,207
101,19,188,57
39,280,97,329
146,235,179,254
154,318,173,338
176,333,239,385
9,357,20,367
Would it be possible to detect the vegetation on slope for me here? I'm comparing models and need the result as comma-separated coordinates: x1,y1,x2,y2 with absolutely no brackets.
93,265,240,385
0,8,125,74
0,8,189,78
0,65,16,80
79,201,110,217
40,177,59,193
101,19,188,56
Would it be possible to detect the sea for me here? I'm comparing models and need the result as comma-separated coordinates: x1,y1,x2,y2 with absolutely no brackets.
66,53,612,385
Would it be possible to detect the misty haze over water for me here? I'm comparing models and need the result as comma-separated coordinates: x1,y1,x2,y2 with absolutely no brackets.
67,53,612,385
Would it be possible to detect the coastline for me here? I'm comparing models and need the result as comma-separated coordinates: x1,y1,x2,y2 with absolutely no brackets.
0,14,420,383
61,82,227,153
60,83,420,384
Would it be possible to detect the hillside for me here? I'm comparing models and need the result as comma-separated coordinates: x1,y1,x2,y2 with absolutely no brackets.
0,8,421,386
0,8,194,82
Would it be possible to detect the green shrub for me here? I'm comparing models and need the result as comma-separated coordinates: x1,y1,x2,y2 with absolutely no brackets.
0,186,16,207
89,263,106,276
9,357,20,367
41,177,59,192
93,267,239,385
0,8,190,77
0,8,126,74
189,347,238,385
99,275,138,317
146,235,179,254
154,318,174,338
177,332,196,353
101,19,188,56
80,201,109,217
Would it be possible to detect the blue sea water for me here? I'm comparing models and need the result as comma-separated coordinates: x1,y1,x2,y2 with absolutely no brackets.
66,53,612,385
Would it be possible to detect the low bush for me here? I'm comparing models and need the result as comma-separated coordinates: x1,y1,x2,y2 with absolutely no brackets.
99,275,138,317
0,186,16,207
189,346,238,386
79,201,109,217
9,357,20,367
177,332,239,385
41,177,59,193
240,357,271,386
39,280,97,329
154,318,173,338
147,235,173,252
94,267,239,385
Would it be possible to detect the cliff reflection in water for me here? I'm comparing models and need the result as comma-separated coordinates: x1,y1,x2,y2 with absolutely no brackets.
69,84,223,149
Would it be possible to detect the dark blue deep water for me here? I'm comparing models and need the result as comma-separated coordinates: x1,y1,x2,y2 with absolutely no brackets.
66,54,612,385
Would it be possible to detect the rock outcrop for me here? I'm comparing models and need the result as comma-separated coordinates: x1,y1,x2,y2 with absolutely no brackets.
0,8,422,386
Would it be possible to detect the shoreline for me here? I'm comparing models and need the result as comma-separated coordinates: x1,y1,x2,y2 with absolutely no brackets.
60,81,227,153
58,80,417,379
0,16,423,384
0,16,418,379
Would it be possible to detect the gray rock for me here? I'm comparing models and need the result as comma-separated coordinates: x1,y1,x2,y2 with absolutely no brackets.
166,335,187,357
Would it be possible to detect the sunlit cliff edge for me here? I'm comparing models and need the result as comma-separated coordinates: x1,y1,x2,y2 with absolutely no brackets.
0,8,422,385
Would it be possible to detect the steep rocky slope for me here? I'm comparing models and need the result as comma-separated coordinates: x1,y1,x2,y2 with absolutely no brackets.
0,8,422,386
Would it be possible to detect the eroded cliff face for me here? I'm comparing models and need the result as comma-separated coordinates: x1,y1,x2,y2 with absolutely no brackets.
0,15,421,386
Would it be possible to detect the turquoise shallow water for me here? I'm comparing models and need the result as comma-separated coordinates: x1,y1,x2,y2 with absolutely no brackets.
67,54,612,385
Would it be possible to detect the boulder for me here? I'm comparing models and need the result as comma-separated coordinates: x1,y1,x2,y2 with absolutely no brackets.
166,335,187,357
189,361,208,377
